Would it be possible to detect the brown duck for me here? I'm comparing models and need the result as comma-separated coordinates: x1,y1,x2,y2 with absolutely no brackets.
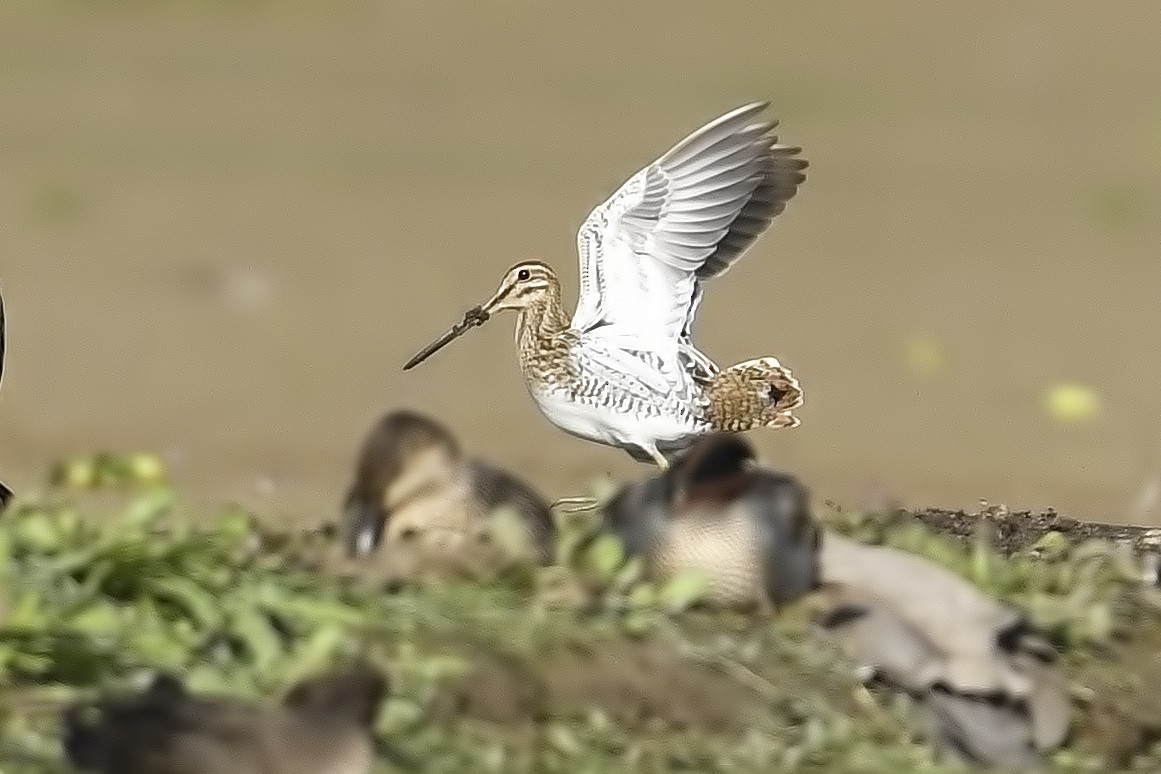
600,432,1069,770
602,431,820,611
341,410,556,580
61,664,390,774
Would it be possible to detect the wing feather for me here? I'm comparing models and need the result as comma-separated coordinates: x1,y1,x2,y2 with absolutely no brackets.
572,102,807,346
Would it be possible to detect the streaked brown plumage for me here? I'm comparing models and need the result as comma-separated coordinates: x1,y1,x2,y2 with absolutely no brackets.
341,410,556,578
61,664,389,774
401,103,807,469
703,360,803,432
506,262,577,389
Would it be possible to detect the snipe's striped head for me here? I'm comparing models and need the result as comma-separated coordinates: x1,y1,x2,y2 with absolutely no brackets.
402,261,560,370
477,261,559,314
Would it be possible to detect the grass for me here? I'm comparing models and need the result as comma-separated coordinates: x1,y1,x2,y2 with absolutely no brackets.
2,454,1161,772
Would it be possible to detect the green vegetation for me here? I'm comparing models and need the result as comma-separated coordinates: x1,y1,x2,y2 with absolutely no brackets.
2,455,1161,772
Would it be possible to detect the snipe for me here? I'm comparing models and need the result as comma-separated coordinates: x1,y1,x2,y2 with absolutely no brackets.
404,102,807,468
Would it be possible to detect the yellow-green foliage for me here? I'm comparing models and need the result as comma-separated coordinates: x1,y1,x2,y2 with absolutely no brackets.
0,454,1159,773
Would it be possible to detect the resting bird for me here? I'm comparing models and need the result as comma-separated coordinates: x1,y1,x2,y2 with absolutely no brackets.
402,102,806,469
61,664,389,774
816,534,1071,770
601,432,821,611
340,410,556,578
600,433,1070,770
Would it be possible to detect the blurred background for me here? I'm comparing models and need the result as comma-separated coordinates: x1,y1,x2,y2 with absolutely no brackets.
0,1,1158,526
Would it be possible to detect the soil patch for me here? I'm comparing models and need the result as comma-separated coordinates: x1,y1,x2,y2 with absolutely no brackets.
1072,614,1161,765
904,508,1161,556
429,637,755,733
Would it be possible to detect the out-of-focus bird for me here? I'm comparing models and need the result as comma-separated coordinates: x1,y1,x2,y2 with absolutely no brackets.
61,664,390,774
815,533,1070,770
599,433,1070,770
340,410,556,579
601,432,820,612
402,102,806,470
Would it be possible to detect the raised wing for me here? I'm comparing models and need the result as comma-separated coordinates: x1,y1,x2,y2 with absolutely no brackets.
571,102,807,346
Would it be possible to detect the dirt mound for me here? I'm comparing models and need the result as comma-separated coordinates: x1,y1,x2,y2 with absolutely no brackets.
429,638,754,733
903,508,1161,556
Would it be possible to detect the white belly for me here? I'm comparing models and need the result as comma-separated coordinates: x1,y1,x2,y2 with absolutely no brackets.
531,389,702,452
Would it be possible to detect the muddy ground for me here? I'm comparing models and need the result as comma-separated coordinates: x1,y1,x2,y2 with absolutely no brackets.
1,2,1161,527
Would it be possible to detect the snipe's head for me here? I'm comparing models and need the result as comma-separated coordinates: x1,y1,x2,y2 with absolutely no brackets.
402,261,559,370
479,261,559,314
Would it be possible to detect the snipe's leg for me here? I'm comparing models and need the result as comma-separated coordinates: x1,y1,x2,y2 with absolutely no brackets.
649,448,671,470
552,446,670,513
551,495,601,513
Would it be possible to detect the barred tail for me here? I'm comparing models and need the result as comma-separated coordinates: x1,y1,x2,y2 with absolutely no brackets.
705,357,803,432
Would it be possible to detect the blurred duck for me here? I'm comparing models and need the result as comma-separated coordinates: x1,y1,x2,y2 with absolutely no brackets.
340,410,556,579
61,664,389,774
602,431,820,611
816,534,1070,769
0,283,12,508
600,432,1069,770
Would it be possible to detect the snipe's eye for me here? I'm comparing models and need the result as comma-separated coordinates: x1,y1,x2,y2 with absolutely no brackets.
517,268,530,281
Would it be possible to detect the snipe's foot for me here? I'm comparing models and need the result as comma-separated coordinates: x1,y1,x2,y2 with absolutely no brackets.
551,495,601,514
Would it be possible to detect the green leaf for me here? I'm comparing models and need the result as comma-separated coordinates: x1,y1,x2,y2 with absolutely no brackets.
612,556,645,592
969,533,994,588
283,623,347,685
626,582,656,609
214,505,258,543
580,534,625,582
123,452,169,487
1029,530,1070,561
0,527,12,567
5,588,47,629
224,587,287,667
379,698,425,735
67,602,123,638
183,664,236,694
547,724,582,757
50,457,99,490
254,589,366,629
13,512,62,554
657,570,710,613
147,576,223,630
126,624,186,668
121,488,177,530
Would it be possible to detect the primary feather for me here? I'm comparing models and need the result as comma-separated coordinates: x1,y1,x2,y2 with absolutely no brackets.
571,101,808,373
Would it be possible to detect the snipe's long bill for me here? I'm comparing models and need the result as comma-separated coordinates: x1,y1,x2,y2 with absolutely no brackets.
402,101,809,469
402,306,490,371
